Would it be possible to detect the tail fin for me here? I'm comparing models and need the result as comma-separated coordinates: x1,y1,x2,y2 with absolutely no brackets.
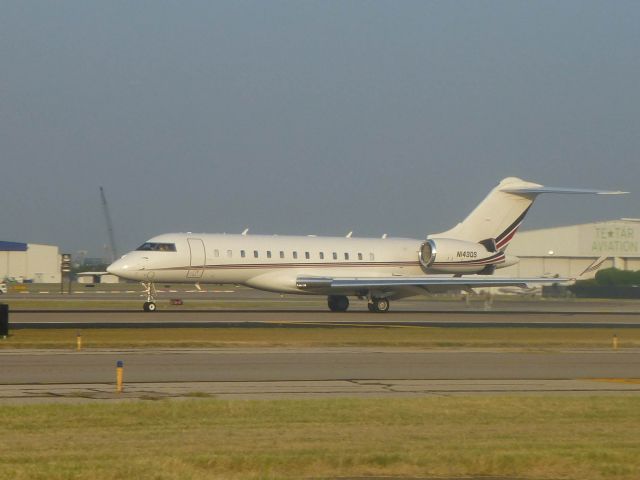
431,177,626,252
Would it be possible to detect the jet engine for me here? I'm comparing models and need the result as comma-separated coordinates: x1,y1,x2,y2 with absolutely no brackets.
419,238,504,274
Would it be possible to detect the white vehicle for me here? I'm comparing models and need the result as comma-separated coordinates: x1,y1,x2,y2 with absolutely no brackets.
0,283,7,295
107,177,624,312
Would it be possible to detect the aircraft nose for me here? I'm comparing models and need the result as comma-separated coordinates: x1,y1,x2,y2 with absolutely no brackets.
107,255,147,280
107,257,137,277
106,259,125,276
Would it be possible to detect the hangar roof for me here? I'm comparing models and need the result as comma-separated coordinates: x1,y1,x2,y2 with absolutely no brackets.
0,241,28,252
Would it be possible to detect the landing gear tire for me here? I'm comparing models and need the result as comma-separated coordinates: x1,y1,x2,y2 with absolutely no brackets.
142,282,158,312
143,301,157,312
327,295,349,312
369,297,390,313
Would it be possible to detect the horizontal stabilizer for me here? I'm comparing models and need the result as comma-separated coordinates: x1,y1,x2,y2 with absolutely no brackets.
501,186,628,195
577,256,608,279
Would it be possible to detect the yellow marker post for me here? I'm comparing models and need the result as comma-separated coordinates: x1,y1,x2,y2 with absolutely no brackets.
613,334,619,350
116,360,124,393
76,332,82,351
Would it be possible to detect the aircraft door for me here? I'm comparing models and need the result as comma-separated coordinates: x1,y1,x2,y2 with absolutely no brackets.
187,238,206,278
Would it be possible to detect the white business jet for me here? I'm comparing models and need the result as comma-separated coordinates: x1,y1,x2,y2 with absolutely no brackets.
107,177,624,312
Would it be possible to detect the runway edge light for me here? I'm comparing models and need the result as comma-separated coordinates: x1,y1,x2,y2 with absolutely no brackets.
116,360,124,393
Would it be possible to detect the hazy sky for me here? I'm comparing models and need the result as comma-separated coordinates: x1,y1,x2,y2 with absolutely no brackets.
1,1,638,258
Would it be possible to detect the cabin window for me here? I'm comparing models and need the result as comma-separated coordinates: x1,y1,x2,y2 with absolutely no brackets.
279,251,285,259
253,250,259,258
344,253,349,260
332,252,337,260
357,252,363,261
293,251,298,259
227,250,232,258
267,251,272,259
305,252,310,260
213,249,220,258
369,252,375,261
319,252,324,260
240,250,246,258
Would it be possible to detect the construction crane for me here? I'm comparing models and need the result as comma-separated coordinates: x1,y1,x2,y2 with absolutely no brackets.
99,186,119,263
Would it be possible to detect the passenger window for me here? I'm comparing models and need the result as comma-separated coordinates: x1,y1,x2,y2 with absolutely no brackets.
280,251,285,259
241,250,246,258
319,252,324,260
369,253,375,261
305,252,310,260
357,252,363,261
332,252,337,260
214,249,219,258
293,251,298,259
267,251,272,259
344,253,349,260
227,250,232,258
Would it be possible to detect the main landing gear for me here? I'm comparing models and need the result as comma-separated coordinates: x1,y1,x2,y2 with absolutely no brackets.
367,297,390,313
326,295,390,312
142,282,157,312
327,295,349,312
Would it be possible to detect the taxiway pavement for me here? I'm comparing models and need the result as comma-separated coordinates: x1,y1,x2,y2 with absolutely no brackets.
8,309,640,329
1,348,639,402
4,348,640,383
3,379,639,403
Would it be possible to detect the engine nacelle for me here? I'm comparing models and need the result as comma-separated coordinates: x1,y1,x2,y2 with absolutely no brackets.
419,238,504,274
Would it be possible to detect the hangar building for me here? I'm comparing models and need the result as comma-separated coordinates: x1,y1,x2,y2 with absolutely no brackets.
502,219,640,279
0,241,61,283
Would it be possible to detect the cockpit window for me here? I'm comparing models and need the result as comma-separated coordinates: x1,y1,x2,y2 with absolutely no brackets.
136,242,177,252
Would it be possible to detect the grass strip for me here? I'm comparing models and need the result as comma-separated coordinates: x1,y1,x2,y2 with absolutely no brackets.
2,327,638,349
1,396,639,479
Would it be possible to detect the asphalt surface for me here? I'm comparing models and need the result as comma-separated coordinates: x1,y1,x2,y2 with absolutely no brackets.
3,379,639,403
3,348,640,383
4,284,640,313
8,310,640,329
1,348,640,402
3,298,640,402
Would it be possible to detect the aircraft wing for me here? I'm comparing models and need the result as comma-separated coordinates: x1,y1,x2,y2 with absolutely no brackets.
296,275,568,291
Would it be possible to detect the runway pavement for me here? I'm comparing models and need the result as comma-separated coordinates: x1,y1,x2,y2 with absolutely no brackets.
1,347,639,402
8,309,640,329
3,379,640,403
6,347,640,382
4,284,640,313
4,303,640,403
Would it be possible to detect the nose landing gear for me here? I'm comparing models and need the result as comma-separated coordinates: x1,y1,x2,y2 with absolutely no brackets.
142,282,157,312
143,301,156,312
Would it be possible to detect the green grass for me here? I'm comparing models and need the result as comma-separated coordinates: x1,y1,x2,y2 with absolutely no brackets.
1,396,639,479
2,326,638,349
